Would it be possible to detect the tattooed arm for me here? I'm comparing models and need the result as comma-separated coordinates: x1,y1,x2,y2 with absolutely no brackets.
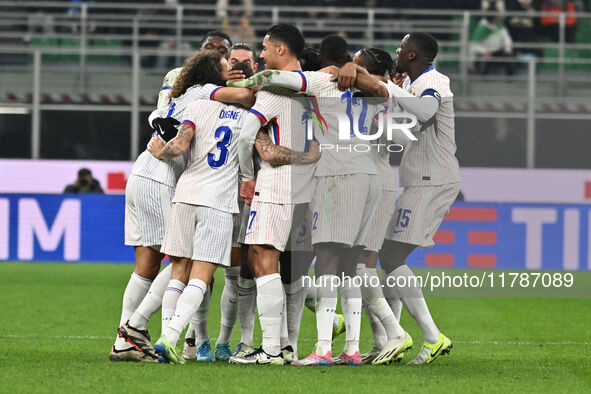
255,129,320,166
227,70,303,91
147,122,195,161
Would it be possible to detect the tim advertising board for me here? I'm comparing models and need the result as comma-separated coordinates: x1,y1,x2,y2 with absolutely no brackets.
2,159,591,204
0,194,589,270
0,194,133,263
409,204,589,271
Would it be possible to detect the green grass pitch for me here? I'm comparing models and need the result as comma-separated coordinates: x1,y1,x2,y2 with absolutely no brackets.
0,262,590,393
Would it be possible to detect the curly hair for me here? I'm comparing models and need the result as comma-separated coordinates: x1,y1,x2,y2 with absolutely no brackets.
169,49,224,101
359,48,395,80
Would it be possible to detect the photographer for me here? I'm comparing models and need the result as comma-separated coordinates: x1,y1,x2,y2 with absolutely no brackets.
63,168,104,194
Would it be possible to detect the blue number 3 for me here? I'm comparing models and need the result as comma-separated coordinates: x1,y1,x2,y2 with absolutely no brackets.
208,126,232,169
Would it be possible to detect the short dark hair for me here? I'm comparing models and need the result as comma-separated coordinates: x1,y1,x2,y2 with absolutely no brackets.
406,32,438,61
266,24,305,57
299,47,321,71
78,168,91,177
231,61,255,78
359,48,394,79
320,35,351,67
230,43,258,61
201,30,232,46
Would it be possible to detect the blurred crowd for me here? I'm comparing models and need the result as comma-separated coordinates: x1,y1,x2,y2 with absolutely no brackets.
19,0,589,73
467,0,586,74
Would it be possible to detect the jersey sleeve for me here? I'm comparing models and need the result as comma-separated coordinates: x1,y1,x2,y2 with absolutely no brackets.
186,83,222,102
302,71,333,96
248,88,284,126
414,74,453,106
419,88,442,107
157,68,179,110
180,101,200,130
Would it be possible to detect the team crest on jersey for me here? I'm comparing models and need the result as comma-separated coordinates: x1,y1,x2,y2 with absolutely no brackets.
302,109,327,135
302,98,328,135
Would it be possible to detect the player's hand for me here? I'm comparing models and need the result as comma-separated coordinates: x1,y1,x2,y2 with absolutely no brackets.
151,117,180,142
306,139,321,163
393,72,405,87
240,179,256,205
319,65,339,77
332,62,357,91
223,69,245,82
147,133,165,158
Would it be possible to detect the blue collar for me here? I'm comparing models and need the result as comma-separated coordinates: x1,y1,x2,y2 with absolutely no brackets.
410,66,434,86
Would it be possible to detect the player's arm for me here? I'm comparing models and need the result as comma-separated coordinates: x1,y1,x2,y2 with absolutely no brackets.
237,112,261,182
156,69,177,110
212,87,256,108
148,122,195,161
355,69,389,98
318,65,339,75
227,70,305,92
148,110,181,143
333,62,388,98
387,83,440,122
254,129,320,166
237,112,262,204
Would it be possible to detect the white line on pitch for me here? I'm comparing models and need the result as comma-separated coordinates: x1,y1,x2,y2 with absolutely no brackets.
1,334,112,340
454,340,591,346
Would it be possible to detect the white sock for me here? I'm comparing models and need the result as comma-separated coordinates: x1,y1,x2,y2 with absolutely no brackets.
128,264,172,330
115,272,152,348
365,307,387,349
340,278,362,355
256,273,283,356
391,298,403,322
284,278,305,353
185,323,195,340
358,264,386,349
161,279,185,335
388,265,440,344
165,279,207,346
306,283,340,331
280,288,289,349
217,267,239,345
359,265,405,340
191,287,210,345
382,274,403,322
304,277,317,312
237,276,256,346
315,275,338,356
120,272,153,324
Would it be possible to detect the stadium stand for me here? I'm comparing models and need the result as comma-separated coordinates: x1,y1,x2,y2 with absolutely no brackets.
0,1,589,167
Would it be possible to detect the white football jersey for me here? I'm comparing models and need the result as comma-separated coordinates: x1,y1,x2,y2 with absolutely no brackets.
369,81,400,192
159,83,221,120
398,67,460,187
131,82,220,188
301,71,379,177
172,100,246,214
374,134,397,192
248,85,316,204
